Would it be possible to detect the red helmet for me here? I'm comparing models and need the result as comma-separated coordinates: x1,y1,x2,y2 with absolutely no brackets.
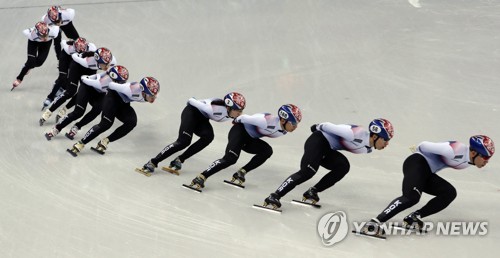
35,22,49,38
224,92,246,110
470,135,495,158
140,77,160,97
278,104,302,125
107,65,129,83
47,6,61,23
94,47,112,64
369,118,394,141
74,37,88,53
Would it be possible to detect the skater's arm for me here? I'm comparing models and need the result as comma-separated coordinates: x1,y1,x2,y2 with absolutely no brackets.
71,53,91,68
87,43,97,52
108,81,129,92
187,98,212,114
417,141,455,159
237,114,267,129
63,8,75,22
317,122,355,141
109,81,145,102
81,73,104,89
48,26,59,39
41,14,47,23
62,40,71,54
23,28,32,38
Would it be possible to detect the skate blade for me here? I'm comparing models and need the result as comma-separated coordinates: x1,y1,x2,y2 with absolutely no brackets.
11,86,15,91
301,197,318,204
223,180,245,189
182,184,202,193
161,166,180,175
134,168,152,177
39,119,45,126
351,230,386,240
65,133,74,140
90,147,105,155
252,204,282,214
66,149,78,157
291,200,321,208
393,224,428,234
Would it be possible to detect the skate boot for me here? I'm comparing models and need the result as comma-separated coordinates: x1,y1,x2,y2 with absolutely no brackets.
41,98,52,111
55,107,67,123
45,127,59,141
91,138,109,155
360,218,386,238
162,157,182,175
11,79,21,91
170,157,183,170
302,186,320,204
67,141,85,157
65,125,79,140
231,168,247,185
40,109,52,126
403,211,424,231
135,160,156,176
190,174,206,189
143,160,156,173
264,193,282,209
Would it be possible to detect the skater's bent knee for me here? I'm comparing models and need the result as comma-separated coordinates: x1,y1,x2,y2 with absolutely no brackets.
261,146,273,158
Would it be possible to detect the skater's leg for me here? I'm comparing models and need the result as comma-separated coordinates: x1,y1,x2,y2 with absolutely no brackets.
274,132,330,198
375,154,431,223
416,175,457,218
200,124,248,178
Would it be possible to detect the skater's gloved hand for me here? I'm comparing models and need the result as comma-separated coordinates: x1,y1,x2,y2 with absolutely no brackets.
81,51,95,58
233,117,242,124
310,124,318,133
187,97,196,105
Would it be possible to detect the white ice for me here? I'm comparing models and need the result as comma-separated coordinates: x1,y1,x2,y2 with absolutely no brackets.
1,1,499,257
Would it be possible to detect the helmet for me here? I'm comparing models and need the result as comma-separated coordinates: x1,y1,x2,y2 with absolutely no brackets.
47,6,61,23
470,135,495,158
94,47,112,64
74,37,88,53
369,118,394,141
107,65,129,83
278,104,302,125
35,22,49,38
140,77,160,96
224,92,246,110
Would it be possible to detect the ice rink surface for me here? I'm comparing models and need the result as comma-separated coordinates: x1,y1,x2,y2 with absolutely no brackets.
1,0,499,257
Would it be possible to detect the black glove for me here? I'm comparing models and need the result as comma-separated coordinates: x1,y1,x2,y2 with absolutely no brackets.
81,51,95,58
232,117,241,124
310,124,318,133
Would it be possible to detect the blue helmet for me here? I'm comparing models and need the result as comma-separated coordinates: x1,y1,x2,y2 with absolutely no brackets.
94,47,112,64
107,65,129,83
470,135,495,158
278,104,302,125
369,118,394,141
140,77,160,97
224,92,246,110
